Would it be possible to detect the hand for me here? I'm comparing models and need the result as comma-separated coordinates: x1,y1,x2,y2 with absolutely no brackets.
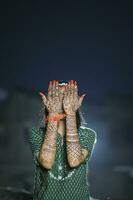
39,80,63,114
63,80,86,115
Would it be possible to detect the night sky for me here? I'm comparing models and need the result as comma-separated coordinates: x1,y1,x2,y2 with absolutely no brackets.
0,1,132,99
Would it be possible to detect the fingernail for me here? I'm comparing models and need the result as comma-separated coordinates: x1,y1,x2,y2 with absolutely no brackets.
39,92,44,96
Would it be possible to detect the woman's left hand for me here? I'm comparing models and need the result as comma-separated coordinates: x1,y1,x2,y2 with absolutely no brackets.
63,80,86,115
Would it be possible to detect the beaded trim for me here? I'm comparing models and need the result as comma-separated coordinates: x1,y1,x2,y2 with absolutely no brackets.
48,169,76,181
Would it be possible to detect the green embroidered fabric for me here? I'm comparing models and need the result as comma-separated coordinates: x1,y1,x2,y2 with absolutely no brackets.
28,126,97,200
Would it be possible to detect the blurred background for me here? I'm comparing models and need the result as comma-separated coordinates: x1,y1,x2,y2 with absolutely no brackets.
0,1,133,200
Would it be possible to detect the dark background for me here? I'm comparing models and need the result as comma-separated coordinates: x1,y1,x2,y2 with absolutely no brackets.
0,1,133,200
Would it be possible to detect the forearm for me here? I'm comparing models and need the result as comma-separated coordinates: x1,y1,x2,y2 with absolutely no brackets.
38,113,58,169
66,112,83,167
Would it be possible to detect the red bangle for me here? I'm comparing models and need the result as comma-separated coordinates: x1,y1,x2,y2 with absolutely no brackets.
45,113,66,123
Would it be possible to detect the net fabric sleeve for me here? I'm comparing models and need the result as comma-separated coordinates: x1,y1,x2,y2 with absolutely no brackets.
28,127,45,166
79,126,97,162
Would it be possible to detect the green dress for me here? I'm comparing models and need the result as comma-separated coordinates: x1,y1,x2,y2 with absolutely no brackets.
28,126,97,200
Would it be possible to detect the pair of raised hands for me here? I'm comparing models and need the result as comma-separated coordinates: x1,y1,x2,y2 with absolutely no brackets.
39,80,86,115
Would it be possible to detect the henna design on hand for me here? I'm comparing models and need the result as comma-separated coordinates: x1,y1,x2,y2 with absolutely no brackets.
39,80,63,114
63,80,86,115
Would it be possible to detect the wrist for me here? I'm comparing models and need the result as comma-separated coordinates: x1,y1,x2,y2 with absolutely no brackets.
45,113,66,123
65,111,76,116
48,110,64,116
48,112,60,117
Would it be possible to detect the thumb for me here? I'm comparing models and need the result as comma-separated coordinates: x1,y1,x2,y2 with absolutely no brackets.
39,92,47,104
78,94,86,106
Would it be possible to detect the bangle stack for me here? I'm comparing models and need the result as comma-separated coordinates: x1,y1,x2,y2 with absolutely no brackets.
45,113,66,123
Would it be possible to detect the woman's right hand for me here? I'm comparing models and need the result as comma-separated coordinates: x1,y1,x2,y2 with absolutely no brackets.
39,80,63,114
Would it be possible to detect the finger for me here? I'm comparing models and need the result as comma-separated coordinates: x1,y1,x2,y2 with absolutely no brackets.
74,80,78,97
70,80,73,95
69,80,72,94
64,85,68,97
71,80,75,97
68,81,71,96
52,80,56,97
55,80,59,97
39,91,47,104
48,81,52,98
39,92,44,97
78,94,86,106
69,80,74,102
59,89,63,101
